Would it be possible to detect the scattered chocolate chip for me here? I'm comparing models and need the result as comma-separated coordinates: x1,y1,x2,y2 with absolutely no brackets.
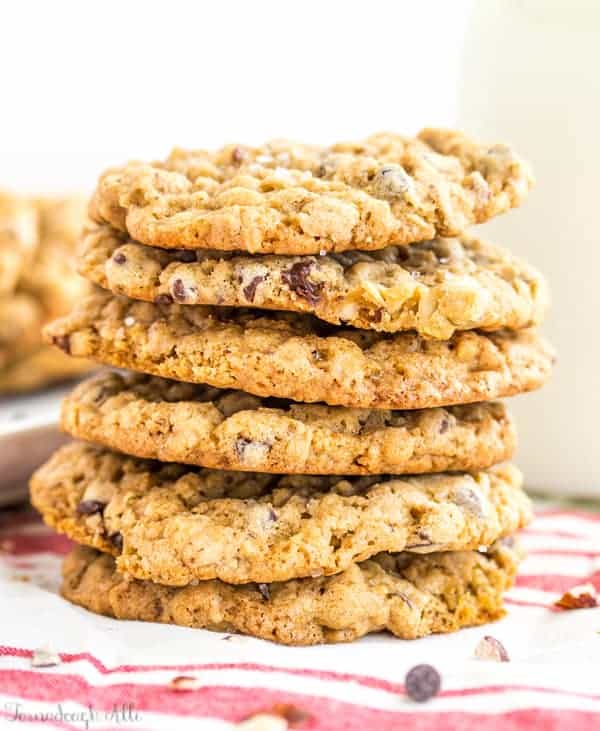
76,500,106,516
554,584,598,610
405,664,441,703
112,251,127,265
169,675,202,691
475,635,510,662
173,249,197,263
154,293,173,306
107,532,123,551
267,507,278,522
243,275,264,302
281,262,323,305
269,703,313,727
51,334,71,354
257,583,270,601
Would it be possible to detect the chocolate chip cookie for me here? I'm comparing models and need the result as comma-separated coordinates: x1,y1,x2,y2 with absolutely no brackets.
0,190,38,295
89,130,533,255
61,538,521,645
62,371,516,475
81,225,548,339
45,291,554,410
30,441,531,586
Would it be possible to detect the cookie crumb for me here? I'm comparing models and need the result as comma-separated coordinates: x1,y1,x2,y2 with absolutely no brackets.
31,648,61,668
169,675,202,691
269,703,312,727
405,664,441,702
475,635,510,662
555,584,598,610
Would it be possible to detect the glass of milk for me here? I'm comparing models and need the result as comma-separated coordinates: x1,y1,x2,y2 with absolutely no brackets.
460,0,600,496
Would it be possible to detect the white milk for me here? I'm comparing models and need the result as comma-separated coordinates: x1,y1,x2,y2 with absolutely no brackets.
459,0,600,495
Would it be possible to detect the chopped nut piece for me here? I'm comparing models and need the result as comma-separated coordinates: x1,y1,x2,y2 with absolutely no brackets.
169,675,202,691
405,664,441,702
475,635,510,662
555,584,598,610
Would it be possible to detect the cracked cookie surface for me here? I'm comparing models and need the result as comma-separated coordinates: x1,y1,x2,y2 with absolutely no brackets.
81,225,548,339
45,291,554,409
62,539,520,645
62,371,516,475
31,441,531,586
89,129,533,255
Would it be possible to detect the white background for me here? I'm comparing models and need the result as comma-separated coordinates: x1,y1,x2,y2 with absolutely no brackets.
0,0,471,191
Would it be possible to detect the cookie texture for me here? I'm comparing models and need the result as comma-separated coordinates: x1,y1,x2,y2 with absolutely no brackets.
62,371,516,475
62,539,520,645
81,225,548,339
31,441,531,586
89,130,533,255
0,191,38,295
45,292,554,410
0,195,92,393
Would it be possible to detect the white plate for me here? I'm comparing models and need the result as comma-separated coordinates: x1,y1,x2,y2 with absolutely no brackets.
0,384,72,506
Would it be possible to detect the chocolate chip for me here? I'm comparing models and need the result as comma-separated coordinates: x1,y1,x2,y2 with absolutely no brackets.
76,500,106,516
281,261,323,305
257,583,270,601
154,293,173,306
438,417,450,434
372,308,383,323
242,275,264,302
281,262,323,305
112,251,127,265
267,507,278,522
51,334,71,354
173,249,197,263
171,278,196,303
107,532,123,551
405,664,441,702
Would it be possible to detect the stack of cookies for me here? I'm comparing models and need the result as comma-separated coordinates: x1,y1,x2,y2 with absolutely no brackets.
0,192,91,394
31,130,554,645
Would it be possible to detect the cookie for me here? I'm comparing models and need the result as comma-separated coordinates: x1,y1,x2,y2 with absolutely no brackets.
0,293,46,370
89,130,533,255
45,292,554,410
19,196,90,317
62,371,516,475
0,191,38,295
80,226,549,339
0,346,92,395
31,441,531,586
61,539,520,646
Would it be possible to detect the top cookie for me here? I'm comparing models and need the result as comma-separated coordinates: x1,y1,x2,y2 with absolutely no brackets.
89,130,534,255
81,226,549,339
